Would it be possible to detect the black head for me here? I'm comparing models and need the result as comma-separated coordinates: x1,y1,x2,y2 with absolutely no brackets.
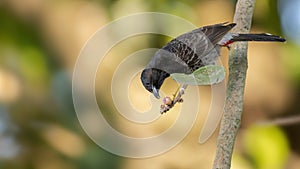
140,68,170,99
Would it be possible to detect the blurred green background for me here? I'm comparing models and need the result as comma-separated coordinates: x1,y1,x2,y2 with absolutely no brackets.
1,0,300,169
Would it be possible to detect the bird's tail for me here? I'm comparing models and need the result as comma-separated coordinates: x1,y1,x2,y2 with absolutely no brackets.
231,33,286,42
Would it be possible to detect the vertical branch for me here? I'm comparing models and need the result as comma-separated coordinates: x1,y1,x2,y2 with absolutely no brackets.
213,0,256,168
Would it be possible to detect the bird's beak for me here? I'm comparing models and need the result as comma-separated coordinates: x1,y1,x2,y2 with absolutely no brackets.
152,86,160,99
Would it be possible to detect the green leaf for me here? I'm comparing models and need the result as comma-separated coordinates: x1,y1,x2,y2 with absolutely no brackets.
170,65,226,85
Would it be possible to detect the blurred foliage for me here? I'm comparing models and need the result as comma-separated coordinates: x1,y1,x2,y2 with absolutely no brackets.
0,0,299,169
0,3,122,169
243,125,290,169
282,43,300,85
252,0,282,34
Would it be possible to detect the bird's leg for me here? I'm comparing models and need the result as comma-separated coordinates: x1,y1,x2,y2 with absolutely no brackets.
174,84,188,103
172,85,181,100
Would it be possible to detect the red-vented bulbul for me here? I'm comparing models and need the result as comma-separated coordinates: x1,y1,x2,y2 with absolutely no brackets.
141,23,285,99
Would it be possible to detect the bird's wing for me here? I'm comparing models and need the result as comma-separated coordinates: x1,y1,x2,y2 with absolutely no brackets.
176,22,236,57
176,23,236,69
196,22,236,45
146,23,236,74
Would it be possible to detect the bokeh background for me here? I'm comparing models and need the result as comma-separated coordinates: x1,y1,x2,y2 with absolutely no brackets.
1,0,300,169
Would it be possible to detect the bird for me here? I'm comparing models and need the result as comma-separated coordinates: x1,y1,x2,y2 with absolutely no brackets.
140,22,286,99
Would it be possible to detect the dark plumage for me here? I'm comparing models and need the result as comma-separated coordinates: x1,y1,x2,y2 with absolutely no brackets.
141,23,285,99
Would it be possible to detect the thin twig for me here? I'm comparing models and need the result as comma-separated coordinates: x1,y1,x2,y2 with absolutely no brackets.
256,115,300,126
